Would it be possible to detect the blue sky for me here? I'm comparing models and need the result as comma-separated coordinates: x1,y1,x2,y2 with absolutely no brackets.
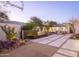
6,1,79,23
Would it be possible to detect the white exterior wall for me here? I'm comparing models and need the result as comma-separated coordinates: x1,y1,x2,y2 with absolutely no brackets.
0,23,22,41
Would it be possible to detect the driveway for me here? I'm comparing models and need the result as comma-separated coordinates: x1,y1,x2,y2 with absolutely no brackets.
1,34,79,57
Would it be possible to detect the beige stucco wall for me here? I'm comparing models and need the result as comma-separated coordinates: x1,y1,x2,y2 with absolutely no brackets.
0,23,22,41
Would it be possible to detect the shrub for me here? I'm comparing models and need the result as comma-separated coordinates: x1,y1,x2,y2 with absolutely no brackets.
22,21,37,30
75,34,79,39
0,25,17,41
0,41,15,49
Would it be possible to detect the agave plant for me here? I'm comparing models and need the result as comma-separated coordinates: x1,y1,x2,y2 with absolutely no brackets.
0,25,17,41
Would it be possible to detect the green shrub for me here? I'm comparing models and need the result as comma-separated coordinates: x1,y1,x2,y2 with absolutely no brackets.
0,25,17,41
22,21,37,30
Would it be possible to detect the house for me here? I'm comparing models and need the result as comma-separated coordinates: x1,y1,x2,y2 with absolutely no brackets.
0,20,24,41
33,23,71,36
48,23,70,34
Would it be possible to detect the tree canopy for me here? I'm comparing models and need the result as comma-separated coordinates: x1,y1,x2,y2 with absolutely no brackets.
48,21,57,27
30,16,43,26
0,11,9,21
22,21,37,30
0,1,24,11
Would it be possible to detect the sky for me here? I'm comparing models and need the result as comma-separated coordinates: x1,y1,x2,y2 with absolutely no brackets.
2,1,79,23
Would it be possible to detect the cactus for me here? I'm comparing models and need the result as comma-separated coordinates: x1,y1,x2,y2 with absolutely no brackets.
0,25,17,41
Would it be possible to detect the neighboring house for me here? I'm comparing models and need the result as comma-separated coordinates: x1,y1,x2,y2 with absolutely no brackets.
0,20,24,41
47,23,70,34
34,23,70,35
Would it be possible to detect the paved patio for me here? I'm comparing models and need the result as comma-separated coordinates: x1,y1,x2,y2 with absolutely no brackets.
0,34,79,57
